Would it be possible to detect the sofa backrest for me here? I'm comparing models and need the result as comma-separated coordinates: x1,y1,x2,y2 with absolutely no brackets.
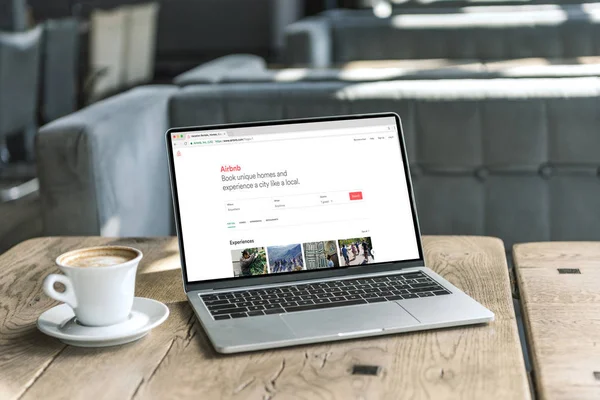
331,4,600,62
325,0,597,12
169,79,600,247
285,3,600,66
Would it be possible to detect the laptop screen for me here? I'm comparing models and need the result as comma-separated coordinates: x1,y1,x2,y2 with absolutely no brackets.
169,115,421,284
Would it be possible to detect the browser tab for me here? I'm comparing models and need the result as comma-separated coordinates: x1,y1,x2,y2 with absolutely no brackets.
189,131,228,139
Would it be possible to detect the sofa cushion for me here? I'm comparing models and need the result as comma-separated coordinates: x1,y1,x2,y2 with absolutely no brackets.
173,54,267,85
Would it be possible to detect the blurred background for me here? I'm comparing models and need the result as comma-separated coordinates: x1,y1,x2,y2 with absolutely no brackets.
2,0,600,257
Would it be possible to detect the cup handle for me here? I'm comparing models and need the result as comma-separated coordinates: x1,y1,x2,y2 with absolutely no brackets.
43,274,78,309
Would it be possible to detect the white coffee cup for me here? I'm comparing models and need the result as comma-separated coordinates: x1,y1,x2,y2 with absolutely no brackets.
43,246,143,327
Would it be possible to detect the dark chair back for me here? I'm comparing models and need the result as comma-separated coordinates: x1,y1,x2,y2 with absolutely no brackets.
40,18,80,122
0,26,43,138
0,0,28,31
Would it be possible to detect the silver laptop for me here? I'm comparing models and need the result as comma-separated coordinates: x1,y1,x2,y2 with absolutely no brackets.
166,113,493,354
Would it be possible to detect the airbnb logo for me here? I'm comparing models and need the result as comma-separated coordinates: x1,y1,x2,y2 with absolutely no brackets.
221,165,241,172
176,151,181,157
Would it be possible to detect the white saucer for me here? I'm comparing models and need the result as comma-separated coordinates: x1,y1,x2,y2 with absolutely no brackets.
37,297,169,347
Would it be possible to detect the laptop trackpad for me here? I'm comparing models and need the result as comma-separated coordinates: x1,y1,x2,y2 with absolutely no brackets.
281,302,419,337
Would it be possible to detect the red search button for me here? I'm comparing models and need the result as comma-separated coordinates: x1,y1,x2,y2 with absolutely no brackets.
349,191,363,201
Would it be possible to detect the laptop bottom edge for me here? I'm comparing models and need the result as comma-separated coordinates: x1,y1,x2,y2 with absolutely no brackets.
209,315,493,354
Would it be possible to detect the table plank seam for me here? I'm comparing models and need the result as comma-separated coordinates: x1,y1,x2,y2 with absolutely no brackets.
515,274,541,400
16,345,67,400
518,263,548,400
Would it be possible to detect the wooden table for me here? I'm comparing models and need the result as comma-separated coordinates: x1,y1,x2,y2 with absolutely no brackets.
1,236,529,400
514,242,600,400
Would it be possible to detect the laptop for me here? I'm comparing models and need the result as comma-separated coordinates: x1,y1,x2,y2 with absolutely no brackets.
166,113,494,354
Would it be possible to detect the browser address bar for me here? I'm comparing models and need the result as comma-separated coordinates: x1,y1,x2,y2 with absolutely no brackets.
210,125,396,145
186,125,396,146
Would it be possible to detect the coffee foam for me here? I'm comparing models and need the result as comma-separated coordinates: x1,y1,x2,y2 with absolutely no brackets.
60,247,138,268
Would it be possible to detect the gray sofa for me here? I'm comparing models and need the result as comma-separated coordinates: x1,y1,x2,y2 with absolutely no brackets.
37,77,600,248
284,3,600,67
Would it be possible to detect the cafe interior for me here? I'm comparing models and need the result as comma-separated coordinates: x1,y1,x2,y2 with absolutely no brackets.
1,0,599,398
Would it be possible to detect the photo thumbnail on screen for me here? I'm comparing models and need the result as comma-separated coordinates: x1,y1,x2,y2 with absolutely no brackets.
267,244,304,273
338,237,374,266
231,247,268,277
303,240,339,269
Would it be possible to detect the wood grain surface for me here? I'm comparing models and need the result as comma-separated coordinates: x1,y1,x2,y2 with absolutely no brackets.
0,236,529,400
513,242,600,400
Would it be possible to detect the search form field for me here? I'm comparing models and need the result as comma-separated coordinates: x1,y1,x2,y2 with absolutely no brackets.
225,190,364,214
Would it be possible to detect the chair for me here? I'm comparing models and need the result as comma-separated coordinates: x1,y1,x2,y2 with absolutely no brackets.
122,2,159,86
87,2,159,102
40,18,80,123
88,6,128,102
0,0,28,32
0,26,43,202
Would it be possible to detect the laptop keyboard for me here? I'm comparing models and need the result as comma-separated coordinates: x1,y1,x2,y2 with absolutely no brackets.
201,271,451,320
